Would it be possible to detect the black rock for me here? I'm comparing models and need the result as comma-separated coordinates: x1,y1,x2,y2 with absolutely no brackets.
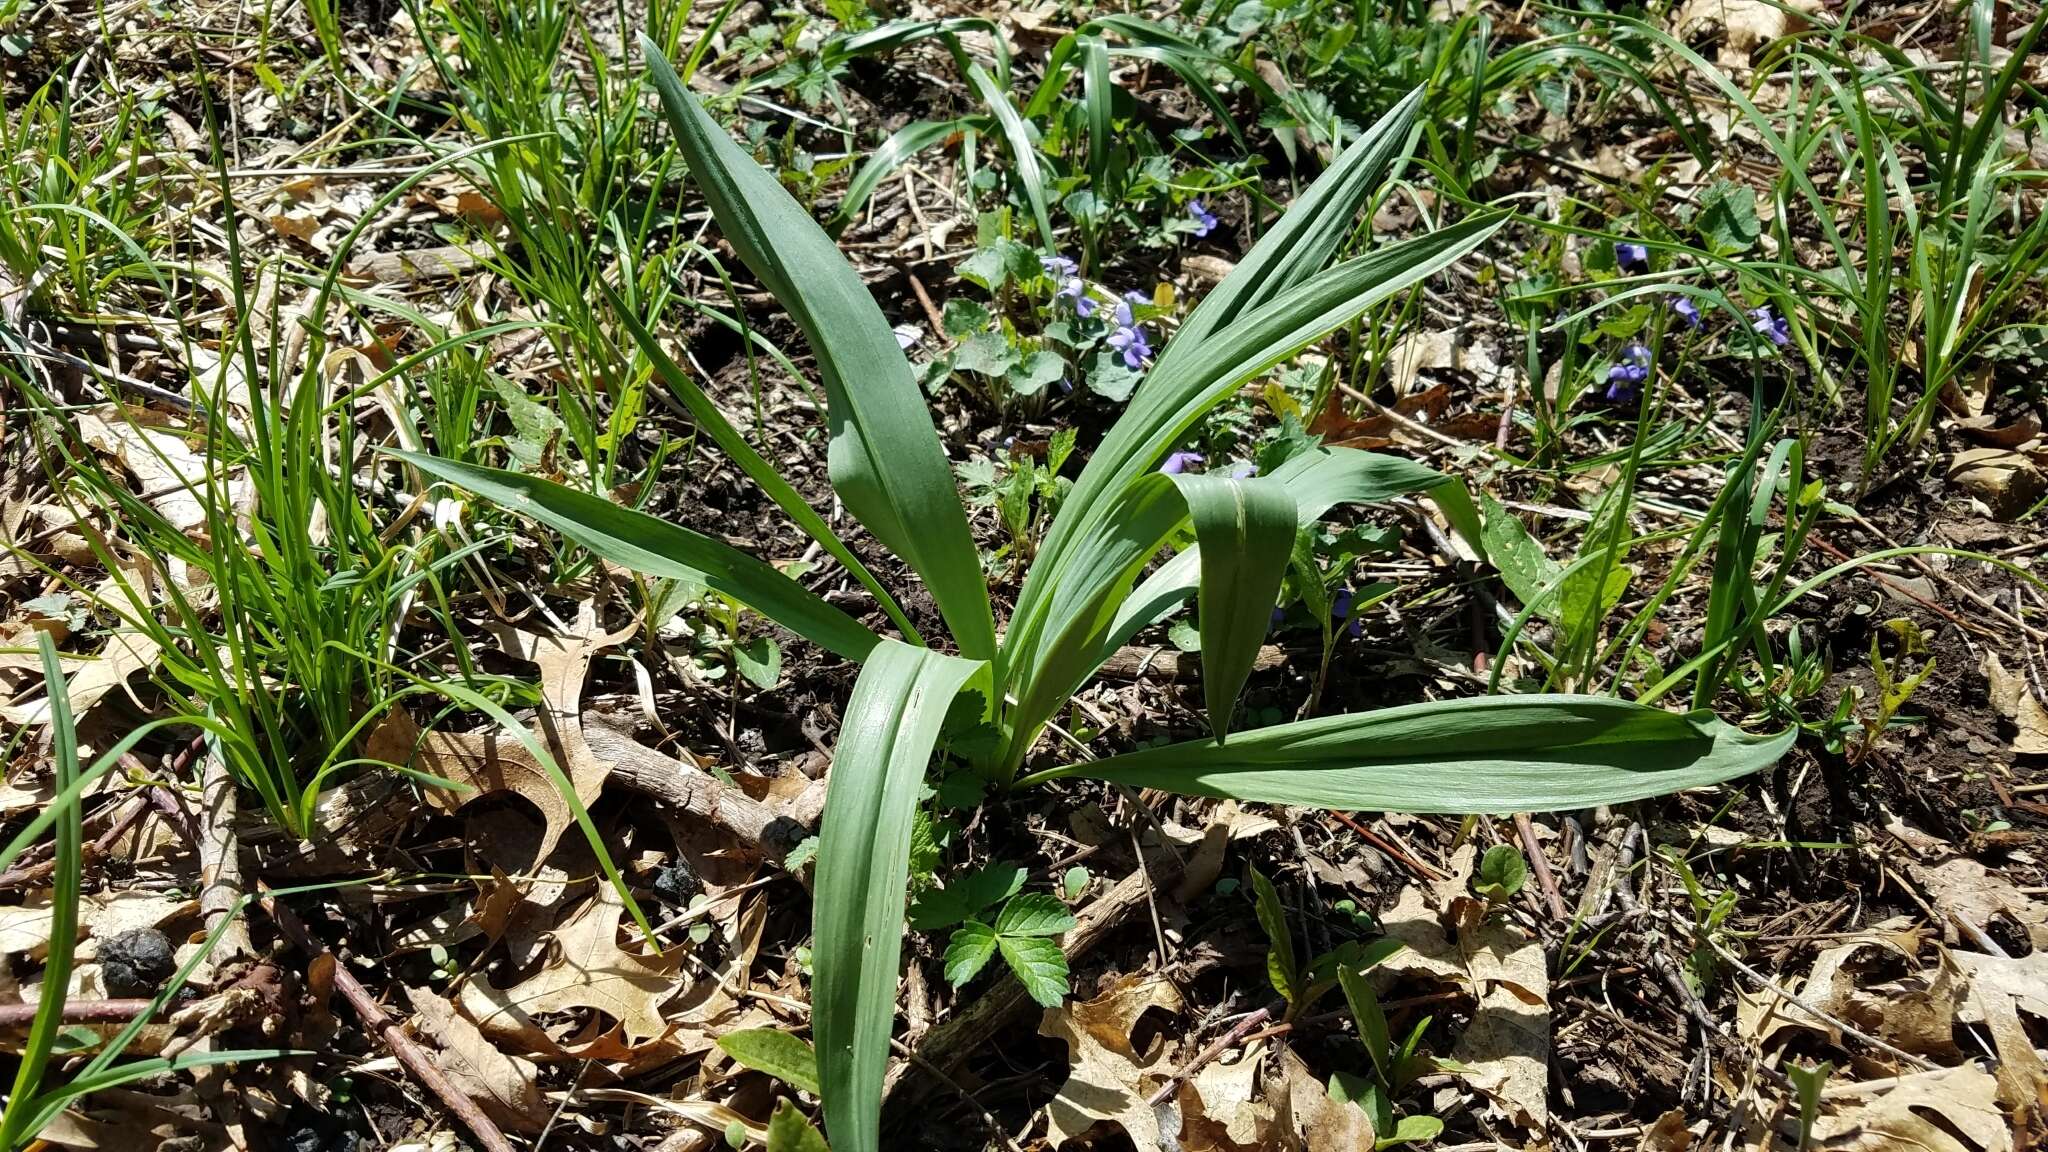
98,927,176,997
652,858,703,905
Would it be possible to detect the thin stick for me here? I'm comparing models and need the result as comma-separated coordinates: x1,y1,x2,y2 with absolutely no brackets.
1514,813,1568,920
0,999,157,1028
261,890,518,1152
1144,1005,1275,1107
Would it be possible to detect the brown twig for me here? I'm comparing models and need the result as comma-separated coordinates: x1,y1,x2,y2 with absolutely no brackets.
1514,813,1568,920
0,998,158,1028
260,889,518,1152
1326,810,1446,882
1144,1005,1278,1106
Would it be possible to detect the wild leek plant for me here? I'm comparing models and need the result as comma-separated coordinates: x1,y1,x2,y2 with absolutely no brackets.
393,39,1794,1152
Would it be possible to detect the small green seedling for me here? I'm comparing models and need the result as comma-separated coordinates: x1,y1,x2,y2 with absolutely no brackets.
1473,844,1528,906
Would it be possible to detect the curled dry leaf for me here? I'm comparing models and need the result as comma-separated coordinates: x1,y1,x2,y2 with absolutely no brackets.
1272,1046,1375,1152
1039,975,1184,1151
1947,448,2046,521
372,600,633,866
1981,652,2048,755
463,883,685,1049
1737,930,1960,1058
1168,1046,1272,1152
1907,857,2048,952
0,628,161,728
1802,1065,2011,1152
1949,950,2048,1114
1377,845,1548,1131
1671,0,1825,67
406,987,549,1134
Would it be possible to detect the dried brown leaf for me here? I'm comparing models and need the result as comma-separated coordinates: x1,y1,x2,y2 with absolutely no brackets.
1040,975,1183,1151
1982,653,2048,755
406,986,549,1133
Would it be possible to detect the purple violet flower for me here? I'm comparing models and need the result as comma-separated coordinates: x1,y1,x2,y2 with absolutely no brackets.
1056,276,1095,317
1041,254,1078,279
1670,296,1703,330
1331,587,1353,621
1160,451,1204,475
1189,199,1218,238
1624,341,1652,366
1269,606,1287,633
1751,305,1790,347
1348,612,1363,638
1107,292,1153,369
1615,241,1650,274
1605,360,1649,403
1229,462,1258,479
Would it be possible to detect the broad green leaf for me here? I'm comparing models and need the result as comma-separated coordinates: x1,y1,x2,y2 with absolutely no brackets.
1249,865,1300,1006
811,640,982,1152
643,39,996,664
944,921,999,985
1171,473,1296,740
602,282,919,642
992,892,1077,937
388,452,880,663
717,1029,822,1096
735,636,783,690
1006,214,1506,739
1102,447,1453,667
1380,1115,1445,1149
1168,88,1425,354
995,934,1070,1007
908,861,1026,930
1042,695,1793,812
1480,495,1563,619
766,1099,831,1152
1476,844,1528,900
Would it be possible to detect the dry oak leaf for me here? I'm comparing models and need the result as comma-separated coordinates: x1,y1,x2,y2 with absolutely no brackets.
1807,1064,2011,1152
1672,0,1824,68
406,986,549,1134
0,628,162,728
1738,933,1961,1058
1169,1045,1272,1152
1040,975,1184,1151
1950,950,2048,1115
466,883,685,1047
1907,857,2048,952
375,601,633,865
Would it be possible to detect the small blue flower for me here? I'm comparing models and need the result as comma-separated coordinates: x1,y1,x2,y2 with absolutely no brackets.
1624,341,1652,366
1348,612,1363,639
1229,462,1258,479
1189,199,1218,238
1751,305,1790,347
1160,451,1204,475
1269,605,1287,633
1605,360,1649,402
1056,276,1095,317
1615,241,1650,274
1107,292,1154,369
1041,254,1078,279
1670,296,1703,330
1331,587,1353,621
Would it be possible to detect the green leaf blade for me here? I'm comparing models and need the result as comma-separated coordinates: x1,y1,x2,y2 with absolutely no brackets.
388,452,881,663
1171,474,1296,740
810,640,983,1152
944,921,1000,985
1059,696,1793,813
642,39,996,664
995,934,1071,1008
992,892,1077,937
717,1029,822,1097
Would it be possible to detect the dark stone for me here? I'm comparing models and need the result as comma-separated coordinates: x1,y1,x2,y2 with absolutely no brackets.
98,927,176,997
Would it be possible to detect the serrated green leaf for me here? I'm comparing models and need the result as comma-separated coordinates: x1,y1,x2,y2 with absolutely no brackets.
908,862,1027,930
993,892,1076,937
995,934,1070,1007
943,921,998,985
717,1029,821,1096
